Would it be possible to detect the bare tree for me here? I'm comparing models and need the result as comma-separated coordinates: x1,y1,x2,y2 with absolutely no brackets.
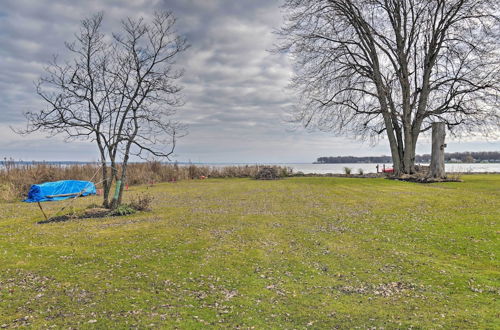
278,0,500,175
22,11,188,208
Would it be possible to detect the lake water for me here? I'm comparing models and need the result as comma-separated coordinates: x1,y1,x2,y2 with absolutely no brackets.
206,162,500,174
284,163,500,174
1,161,499,174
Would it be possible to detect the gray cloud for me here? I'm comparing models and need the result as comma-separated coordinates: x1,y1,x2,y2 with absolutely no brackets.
0,0,498,162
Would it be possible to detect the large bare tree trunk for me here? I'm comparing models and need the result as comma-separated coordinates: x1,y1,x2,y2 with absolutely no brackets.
112,149,130,209
101,163,111,208
381,112,402,175
430,122,446,178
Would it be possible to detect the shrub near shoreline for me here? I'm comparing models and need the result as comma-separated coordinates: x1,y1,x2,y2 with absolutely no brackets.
0,162,292,201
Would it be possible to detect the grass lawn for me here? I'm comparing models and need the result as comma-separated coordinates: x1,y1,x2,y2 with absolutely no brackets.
0,175,499,328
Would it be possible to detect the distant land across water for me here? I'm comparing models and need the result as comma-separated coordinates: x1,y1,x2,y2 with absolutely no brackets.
3,150,499,167
315,151,500,164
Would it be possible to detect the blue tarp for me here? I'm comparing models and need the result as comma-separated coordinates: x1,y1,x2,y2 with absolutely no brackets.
24,180,96,203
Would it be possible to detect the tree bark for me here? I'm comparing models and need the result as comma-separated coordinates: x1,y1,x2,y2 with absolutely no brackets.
113,154,129,209
383,113,402,176
430,122,446,178
101,163,111,208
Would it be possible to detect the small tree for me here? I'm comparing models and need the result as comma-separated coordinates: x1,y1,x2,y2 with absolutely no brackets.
278,0,500,176
22,11,188,208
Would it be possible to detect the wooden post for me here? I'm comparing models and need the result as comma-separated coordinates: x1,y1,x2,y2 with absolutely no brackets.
430,122,446,178
37,202,49,221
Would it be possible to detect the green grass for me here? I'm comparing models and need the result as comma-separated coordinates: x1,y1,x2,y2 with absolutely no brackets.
0,175,499,328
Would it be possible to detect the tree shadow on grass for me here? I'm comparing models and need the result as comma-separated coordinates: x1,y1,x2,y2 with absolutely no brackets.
37,215,73,224
37,208,110,224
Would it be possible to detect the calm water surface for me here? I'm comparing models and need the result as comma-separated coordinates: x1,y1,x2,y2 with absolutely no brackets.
285,163,500,174
208,163,500,174
2,162,499,174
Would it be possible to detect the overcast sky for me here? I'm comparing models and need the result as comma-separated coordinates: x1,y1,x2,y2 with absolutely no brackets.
1,0,498,163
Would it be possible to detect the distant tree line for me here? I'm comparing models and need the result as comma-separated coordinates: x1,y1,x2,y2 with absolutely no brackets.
316,156,393,164
316,152,500,164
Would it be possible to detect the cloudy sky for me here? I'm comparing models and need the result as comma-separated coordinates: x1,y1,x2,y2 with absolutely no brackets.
1,0,498,163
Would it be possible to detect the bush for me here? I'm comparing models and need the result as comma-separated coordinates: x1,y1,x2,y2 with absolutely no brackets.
110,205,136,216
129,193,154,211
255,167,280,180
358,168,364,175
0,183,16,201
343,167,352,175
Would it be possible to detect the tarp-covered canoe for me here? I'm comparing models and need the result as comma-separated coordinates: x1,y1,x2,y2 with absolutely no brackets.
24,180,96,203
